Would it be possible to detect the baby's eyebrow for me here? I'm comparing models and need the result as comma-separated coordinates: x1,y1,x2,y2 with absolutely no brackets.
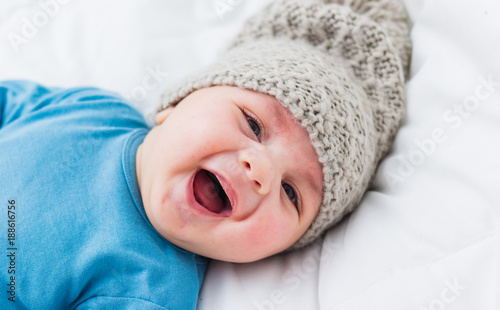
266,100,290,132
303,170,323,203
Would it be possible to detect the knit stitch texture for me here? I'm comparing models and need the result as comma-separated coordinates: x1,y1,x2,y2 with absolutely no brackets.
160,0,412,250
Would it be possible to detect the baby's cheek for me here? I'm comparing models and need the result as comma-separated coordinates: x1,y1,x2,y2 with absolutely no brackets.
243,216,292,252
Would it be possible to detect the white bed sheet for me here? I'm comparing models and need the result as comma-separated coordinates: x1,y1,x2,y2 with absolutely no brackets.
1,0,498,309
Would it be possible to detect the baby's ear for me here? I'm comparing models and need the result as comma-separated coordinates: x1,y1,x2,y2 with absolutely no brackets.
155,107,174,125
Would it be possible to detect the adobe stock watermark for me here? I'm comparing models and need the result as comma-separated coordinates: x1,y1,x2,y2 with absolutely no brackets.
8,0,74,53
418,278,466,310
384,74,498,189
213,0,244,19
55,64,167,172
123,65,169,109
55,131,105,172
252,238,340,310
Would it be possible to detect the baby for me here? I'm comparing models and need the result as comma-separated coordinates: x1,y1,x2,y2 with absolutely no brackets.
0,0,410,309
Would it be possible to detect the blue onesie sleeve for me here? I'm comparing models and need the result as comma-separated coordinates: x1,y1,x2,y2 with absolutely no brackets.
0,80,56,128
75,296,170,309
0,80,129,128
0,80,208,309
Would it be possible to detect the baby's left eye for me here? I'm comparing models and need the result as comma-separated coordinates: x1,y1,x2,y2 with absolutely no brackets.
282,182,297,205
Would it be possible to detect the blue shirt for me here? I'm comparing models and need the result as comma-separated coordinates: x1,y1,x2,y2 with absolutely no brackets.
0,81,208,309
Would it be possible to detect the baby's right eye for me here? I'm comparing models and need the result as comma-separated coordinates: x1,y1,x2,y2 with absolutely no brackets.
242,109,263,141
247,117,261,138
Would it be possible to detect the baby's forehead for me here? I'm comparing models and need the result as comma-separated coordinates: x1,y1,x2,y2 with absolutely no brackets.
245,89,296,133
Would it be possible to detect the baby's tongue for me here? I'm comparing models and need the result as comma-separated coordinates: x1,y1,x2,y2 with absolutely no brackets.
193,170,223,214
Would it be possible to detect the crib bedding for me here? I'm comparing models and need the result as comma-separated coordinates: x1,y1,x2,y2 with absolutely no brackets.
1,0,498,309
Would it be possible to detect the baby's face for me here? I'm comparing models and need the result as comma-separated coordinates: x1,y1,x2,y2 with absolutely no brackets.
136,86,323,262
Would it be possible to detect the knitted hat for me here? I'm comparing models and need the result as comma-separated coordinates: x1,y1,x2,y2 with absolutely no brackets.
160,0,411,250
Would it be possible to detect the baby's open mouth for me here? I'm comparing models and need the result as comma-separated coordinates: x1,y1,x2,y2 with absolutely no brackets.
193,169,232,215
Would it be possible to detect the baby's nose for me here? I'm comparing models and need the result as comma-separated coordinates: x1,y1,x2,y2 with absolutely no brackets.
239,146,276,196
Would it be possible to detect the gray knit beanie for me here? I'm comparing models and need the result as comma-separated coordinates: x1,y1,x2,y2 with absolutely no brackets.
160,0,412,250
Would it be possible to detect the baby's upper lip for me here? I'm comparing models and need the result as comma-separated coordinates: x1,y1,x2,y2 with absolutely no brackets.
207,169,237,215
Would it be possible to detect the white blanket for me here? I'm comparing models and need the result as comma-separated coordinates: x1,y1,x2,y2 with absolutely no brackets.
1,0,498,309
